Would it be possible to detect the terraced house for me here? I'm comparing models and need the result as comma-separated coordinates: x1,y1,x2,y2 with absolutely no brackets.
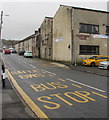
53,5,109,64
40,17,53,60
14,5,109,64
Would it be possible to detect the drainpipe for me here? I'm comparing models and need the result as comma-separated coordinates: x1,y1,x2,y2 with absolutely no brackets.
72,8,77,66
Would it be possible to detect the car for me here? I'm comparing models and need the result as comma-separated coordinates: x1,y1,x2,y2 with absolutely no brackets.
18,50,25,55
24,51,33,58
11,50,17,53
98,60,109,70
4,49,11,54
82,55,109,67
9,48,14,52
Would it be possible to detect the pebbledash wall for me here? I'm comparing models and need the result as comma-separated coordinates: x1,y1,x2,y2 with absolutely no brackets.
53,5,109,63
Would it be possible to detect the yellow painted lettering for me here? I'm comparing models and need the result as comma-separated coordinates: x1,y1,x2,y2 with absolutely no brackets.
41,83,57,90
19,75,24,79
75,91,95,101
37,96,60,109
50,93,72,106
30,85,46,92
22,74,32,78
51,82,68,88
32,70,37,72
36,74,45,77
17,71,26,74
65,92,89,103
27,70,32,73
31,74,38,77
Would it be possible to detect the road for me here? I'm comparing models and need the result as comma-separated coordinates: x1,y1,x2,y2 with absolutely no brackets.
2,54,107,119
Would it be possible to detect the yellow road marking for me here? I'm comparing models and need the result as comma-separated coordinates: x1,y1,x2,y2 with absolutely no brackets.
42,72,46,73
6,69,48,119
58,78,66,81
91,92,107,99
72,84,82,88
49,74,54,77
42,64,57,68
50,93,73,106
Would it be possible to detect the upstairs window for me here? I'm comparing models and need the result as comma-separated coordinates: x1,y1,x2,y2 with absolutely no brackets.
106,26,109,34
79,23,99,34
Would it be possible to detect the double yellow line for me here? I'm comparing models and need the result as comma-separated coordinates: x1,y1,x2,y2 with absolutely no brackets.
6,69,48,119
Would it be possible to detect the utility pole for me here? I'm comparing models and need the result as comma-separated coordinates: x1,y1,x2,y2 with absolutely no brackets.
0,11,5,88
0,11,3,49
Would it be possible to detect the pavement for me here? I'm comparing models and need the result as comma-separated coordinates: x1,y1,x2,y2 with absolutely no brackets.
70,65,109,77
53,62,109,77
0,53,34,119
1,77,34,119
0,54,108,119
34,57,109,77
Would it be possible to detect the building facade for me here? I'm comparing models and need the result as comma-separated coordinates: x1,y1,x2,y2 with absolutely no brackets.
14,5,109,64
53,5,109,63
40,17,53,60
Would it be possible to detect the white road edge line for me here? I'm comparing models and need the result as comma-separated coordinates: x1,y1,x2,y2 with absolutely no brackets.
67,78,106,93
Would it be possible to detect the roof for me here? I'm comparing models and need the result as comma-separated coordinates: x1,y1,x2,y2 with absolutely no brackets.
60,5,108,13
45,16,53,19
23,34,35,41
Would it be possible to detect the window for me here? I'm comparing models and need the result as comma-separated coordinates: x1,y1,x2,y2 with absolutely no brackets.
80,45,99,55
45,34,49,40
49,48,52,56
79,23,99,34
106,26,109,34
97,57,108,60
89,56,97,59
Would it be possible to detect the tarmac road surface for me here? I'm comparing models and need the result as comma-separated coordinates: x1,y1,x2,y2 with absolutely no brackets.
2,54,108,119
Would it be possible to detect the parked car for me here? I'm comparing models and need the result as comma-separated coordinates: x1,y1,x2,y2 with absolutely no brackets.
24,51,33,58
98,60,109,70
4,49,11,54
11,50,17,53
82,55,109,67
18,50,25,55
9,48,14,52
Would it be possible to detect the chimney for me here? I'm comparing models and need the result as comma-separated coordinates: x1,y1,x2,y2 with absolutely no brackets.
35,30,38,35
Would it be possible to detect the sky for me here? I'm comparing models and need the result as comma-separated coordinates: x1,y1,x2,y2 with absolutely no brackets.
1,0,109,40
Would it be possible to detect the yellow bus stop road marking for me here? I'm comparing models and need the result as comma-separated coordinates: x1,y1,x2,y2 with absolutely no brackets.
6,69,48,119
58,78,66,81
91,92,107,98
72,84,82,88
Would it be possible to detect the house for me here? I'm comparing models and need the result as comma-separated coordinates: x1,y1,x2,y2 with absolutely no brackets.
53,5,109,64
35,28,41,58
40,17,53,60
23,34,34,52
14,34,36,55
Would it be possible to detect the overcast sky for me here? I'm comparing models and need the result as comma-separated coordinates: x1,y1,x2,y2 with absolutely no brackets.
1,0,109,40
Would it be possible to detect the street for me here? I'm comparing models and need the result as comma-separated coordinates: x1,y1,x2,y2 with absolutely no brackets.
2,54,107,119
